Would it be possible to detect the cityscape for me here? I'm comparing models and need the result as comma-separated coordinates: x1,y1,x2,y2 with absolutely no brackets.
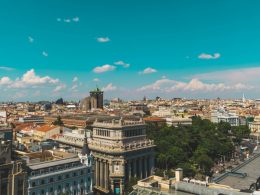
1,1,260,195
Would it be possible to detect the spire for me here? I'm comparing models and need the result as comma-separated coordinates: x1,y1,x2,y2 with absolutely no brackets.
242,93,246,103
81,130,90,156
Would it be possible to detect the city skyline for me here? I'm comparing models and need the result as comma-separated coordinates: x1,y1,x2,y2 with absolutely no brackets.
1,0,260,101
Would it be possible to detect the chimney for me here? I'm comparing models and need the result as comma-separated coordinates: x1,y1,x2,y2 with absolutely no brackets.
175,168,183,182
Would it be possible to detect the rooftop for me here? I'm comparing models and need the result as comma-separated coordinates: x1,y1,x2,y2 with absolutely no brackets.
28,156,79,170
216,151,260,190
35,124,59,132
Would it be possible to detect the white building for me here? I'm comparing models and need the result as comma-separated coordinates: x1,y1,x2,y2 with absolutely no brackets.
211,110,240,126
27,138,93,195
249,115,260,137
152,106,175,118
166,117,192,127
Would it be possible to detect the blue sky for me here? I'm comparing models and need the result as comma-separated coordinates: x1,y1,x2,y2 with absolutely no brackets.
0,0,260,101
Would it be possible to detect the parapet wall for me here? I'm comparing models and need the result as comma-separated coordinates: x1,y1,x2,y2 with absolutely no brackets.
174,182,249,195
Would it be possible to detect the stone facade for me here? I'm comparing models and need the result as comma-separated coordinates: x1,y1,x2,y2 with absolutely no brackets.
0,130,27,195
27,155,93,195
89,118,155,195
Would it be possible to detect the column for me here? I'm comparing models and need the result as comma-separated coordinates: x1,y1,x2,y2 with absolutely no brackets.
120,179,124,195
95,158,98,187
133,159,137,178
101,161,104,188
97,160,100,187
128,160,132,180
139,158,143,179
147,157,150,177
150,155,155,175
104,161,108,190
144,157,147,178
111,179,114,194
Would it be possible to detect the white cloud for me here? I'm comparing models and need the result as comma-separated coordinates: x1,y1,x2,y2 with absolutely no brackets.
0,69,60,89
114,61,130,68
28,36,34,43
139,67,157,74
0,77,12,85
57,17,79,23
198,53,220,59
70,84,78,92
72,17,79,22
138,78,252,93
194,67,260,84
102,83,117,92
42,51,48,57
93,78,100,82
64,19,71,23
72,77,78,82
0,66,15,71
97,37,110,43
53,84,66,92
93,64,116,73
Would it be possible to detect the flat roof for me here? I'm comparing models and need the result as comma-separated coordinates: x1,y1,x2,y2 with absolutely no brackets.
28,156,79,170
218,152,260,190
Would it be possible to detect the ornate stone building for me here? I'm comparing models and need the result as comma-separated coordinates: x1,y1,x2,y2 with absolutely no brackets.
0,127,27,195
89,118,155,195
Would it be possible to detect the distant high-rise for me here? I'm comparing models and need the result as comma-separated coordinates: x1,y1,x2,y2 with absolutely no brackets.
90,87,104,109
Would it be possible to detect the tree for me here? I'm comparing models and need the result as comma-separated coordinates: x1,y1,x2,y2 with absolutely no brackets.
217,121,231,135
232,125,251,143
146,116,236,178
52,116,64,126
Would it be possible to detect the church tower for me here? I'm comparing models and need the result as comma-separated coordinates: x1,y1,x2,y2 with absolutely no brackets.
78,131,93,167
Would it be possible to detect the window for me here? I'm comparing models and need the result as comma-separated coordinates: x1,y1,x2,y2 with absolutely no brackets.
41,189,45,194
58,175,62,180
80,170,84,175
32,192,35,195
74,181,77,186
50,187,53,192
81,179,84,183
87,168,90,173
49,178,54,183
73,172,77,177
32,182,36,187
41,180,45,185
66,174,70,178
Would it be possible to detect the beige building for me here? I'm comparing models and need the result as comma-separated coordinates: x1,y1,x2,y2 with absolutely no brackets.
89,118,155,195
33,124,61,141
0,129,27,195
249,115,260,137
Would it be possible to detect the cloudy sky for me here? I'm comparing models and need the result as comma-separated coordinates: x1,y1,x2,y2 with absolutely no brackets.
0,0,260,101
